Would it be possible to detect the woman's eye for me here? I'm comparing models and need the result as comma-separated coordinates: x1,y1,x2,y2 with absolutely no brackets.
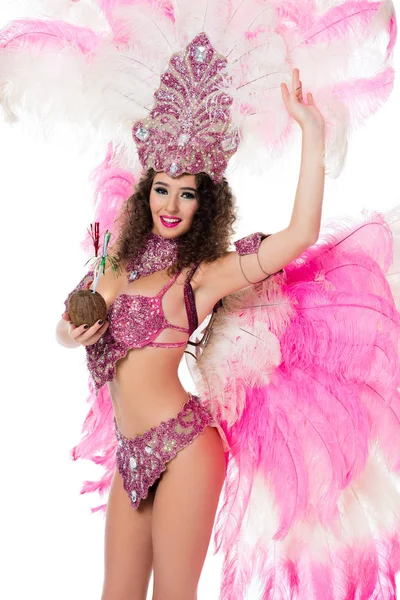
182,192,196,199
155,187,167,195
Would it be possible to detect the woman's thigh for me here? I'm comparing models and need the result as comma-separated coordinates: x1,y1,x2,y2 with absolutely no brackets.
101,469,156,600
151,426,227,600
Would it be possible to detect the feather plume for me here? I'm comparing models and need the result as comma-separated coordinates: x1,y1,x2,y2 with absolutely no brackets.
0,18,101,52
81,143,136,255
304,1,389,45
1,0,396,177
331,67,395,125
98,0,174,28
70,380,117,513
189,209,400,596
109,1,176,51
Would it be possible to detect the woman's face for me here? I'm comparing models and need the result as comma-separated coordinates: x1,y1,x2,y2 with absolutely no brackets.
149,171,199,238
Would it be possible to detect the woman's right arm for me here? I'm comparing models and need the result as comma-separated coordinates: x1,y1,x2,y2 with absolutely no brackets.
56,312,109,348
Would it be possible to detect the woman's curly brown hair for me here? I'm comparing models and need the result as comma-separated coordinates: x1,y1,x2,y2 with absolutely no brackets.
115,168,237,274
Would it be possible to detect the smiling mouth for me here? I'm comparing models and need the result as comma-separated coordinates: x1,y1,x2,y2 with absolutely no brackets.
160,216,182,227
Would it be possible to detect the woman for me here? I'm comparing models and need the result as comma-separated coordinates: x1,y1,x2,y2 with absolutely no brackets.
56,68,326,600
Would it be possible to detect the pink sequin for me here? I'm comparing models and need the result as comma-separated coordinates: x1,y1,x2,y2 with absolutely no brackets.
64,232,264,391
132,32,239,181
234,232,268,255
115,393,213,509
108,272,189,348
125,232,178,280
64,233,199,391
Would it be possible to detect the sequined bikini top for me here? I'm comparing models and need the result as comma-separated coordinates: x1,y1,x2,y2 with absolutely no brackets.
64,231,272,393
64,264,199,391
107,269,196,349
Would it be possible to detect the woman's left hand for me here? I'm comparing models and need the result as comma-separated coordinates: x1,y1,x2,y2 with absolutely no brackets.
281,68,325,133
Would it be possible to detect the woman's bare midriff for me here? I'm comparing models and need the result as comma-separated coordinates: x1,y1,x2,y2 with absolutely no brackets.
108,345,190,438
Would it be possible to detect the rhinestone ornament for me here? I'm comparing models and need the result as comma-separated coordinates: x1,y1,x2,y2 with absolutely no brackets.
129,269,138,281
178,133,190,146
194,45,208,62
136,126,150,142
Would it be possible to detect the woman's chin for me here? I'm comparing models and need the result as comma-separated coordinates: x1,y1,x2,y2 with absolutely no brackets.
152,223,187,238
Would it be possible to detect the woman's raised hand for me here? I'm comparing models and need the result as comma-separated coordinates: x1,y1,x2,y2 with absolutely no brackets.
62,312,109,346
281,68,325,133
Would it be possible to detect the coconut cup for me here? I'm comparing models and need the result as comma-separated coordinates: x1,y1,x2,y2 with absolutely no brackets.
68,289,108,328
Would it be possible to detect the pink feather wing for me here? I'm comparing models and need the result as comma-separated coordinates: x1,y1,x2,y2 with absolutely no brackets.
189,209,400,598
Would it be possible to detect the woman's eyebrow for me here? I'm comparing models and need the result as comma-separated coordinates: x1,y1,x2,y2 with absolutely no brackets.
154,181,197,192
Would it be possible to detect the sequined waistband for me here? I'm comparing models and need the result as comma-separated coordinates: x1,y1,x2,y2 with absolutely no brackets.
113,392,209,441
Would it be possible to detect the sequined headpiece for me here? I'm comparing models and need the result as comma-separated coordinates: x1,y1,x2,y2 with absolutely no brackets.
132,33,239,182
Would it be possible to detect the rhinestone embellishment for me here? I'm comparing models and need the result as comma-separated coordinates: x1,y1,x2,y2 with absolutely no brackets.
131,490,137,503
129,269,138,281
194,45,208,62
163,439,177,452
136,126,150,142
222,136,237,152
177,133,190,146
145,445,153,455
169,162,179,174
130,456,137,470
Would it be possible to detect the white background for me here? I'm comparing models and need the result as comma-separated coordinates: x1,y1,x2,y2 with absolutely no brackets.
1,2,400,599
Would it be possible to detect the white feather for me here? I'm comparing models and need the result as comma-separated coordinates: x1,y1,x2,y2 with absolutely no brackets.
0,0,395,180
9,0,109,31
243,446,400,563
190,273,292,426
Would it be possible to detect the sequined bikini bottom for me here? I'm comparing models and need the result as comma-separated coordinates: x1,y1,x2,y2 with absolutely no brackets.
114,393,214,509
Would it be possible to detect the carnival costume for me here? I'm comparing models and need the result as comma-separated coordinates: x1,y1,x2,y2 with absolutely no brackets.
1,0,400,598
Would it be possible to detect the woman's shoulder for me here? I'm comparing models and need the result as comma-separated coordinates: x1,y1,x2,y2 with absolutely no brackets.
183,253,230,292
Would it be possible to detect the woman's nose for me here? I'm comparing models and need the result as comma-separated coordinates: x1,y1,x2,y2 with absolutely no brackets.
165,193,180,213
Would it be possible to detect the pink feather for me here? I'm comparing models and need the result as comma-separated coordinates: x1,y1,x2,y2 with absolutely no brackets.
205,210,400,598
387,9,398,57
81,143,136,255
0,19,100,53
331,67,395,124
70,380,117,513
304,1,386,45
98,0,175,27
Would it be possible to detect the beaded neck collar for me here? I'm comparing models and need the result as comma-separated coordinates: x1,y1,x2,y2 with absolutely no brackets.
126,231,179,281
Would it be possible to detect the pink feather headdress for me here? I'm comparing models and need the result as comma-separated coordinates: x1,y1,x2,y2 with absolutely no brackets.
0,0,396,184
